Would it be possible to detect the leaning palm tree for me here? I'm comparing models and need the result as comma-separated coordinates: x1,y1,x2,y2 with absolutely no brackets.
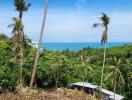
104,58,125,100
93,13,110,99
28,0,49,91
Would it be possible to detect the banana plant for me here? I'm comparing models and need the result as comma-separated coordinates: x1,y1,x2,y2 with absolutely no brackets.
104,57,125,100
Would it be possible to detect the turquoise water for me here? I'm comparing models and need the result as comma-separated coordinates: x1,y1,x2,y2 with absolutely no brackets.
39,42,131,51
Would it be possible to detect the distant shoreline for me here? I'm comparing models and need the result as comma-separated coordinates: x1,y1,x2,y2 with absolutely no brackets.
32,42,132,51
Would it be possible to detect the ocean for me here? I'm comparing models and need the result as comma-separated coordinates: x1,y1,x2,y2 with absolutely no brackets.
38,42,132,51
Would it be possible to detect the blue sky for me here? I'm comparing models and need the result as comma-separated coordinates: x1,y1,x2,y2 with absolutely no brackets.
0,0,132,42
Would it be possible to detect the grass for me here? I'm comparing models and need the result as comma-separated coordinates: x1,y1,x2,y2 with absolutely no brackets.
0,88,97,100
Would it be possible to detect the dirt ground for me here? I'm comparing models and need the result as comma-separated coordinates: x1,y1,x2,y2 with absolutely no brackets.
0,88,97,100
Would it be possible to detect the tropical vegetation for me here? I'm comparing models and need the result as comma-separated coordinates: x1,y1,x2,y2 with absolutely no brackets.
0,0,132,100
0,34,132,99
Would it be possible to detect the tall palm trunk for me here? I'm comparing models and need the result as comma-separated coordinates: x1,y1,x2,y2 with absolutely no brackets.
19,11,23,20
19,46,24,92
19,18,24,92
100,26,108,100
100,43,106,89
100,35,107,100
28,0,48,91
99,43,106,100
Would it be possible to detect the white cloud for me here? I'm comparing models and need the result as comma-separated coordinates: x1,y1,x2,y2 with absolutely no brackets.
108,11,132,42
0,7,132,42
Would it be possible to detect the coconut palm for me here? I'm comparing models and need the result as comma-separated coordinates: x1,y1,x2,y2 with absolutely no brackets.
93,13,110,99
8,17,24,91
8,17,23,53
14,0,31,44
8,0,30,92
104,57,125,100
14,0,31,20
13,0,30,90
28,0,49,91
8,17,23,36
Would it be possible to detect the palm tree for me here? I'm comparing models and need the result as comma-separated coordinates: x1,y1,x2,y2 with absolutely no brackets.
14,0,31,20
8,17,24,36
8,17,24,52
13,0,30,90
28,0,49,91
8,17,24,91
93,13,110,99
104,58,125,100
14,0,31,43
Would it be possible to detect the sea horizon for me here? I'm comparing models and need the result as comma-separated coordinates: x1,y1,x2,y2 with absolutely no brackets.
33,42,132,51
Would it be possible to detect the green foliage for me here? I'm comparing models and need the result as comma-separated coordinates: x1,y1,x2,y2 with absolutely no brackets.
14,0,31,19
0,35,132,99
0,42,19,93
0,34,8,42
14,0,31,12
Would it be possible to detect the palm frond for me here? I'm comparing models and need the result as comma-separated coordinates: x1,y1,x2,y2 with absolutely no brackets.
14,0,31,12
87,65,93,71
100,13,110,27
24,35,32,43
8,17,24,37
8,24,15,28
24,3,31,11
104,72,113,81
117,69,125,85
101,30,107,45
93,23,102,28
12,17,19,22
117,58,122,65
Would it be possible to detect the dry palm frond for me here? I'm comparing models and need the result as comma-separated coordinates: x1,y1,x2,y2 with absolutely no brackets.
101,30,107,45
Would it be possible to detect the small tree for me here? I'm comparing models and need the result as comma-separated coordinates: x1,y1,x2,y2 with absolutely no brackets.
79,54,92,92
104,57,125,100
